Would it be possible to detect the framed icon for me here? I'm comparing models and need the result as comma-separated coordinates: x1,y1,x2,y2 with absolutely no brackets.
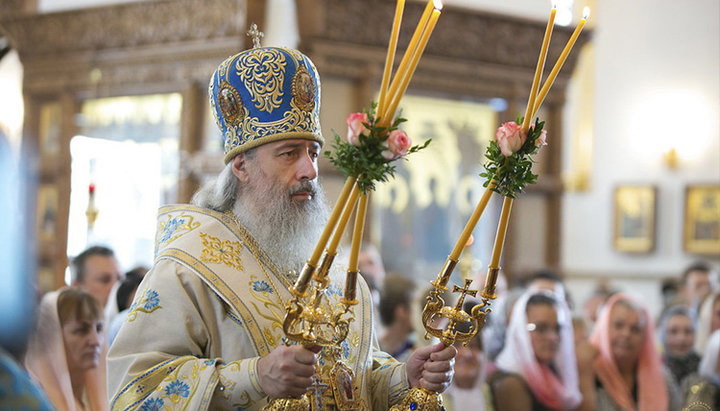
684,184,720,255
613,185,657,253
36,184,59,242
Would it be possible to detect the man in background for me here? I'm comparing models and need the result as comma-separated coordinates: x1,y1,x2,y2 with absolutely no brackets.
71,246,122,308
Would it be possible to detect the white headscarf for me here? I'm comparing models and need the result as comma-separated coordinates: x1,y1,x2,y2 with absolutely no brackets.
695,292,720,353
496,289,581,410
699,329,720,380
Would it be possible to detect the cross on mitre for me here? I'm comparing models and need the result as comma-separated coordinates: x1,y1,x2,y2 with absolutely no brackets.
246,23,264,48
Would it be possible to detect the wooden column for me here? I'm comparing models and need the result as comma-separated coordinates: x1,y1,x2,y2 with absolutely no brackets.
178,83,204,203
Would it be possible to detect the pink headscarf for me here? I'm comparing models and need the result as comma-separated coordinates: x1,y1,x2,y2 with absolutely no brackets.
496,290,582,410
24,289,109,411
589,293,667,411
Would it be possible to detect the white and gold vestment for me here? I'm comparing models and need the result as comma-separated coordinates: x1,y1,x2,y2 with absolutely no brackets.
107,205,409,410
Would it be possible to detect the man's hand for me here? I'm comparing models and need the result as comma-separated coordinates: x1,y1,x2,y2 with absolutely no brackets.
257,345,320,399
406,343,457,393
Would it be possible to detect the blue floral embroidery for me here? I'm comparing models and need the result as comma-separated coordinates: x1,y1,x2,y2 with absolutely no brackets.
143,290,160,310
127,288,162,322
160,218,183,243
204,359,215,366
252,280,273,293
164,380,190,398
140,398,164,411
341,340,350,359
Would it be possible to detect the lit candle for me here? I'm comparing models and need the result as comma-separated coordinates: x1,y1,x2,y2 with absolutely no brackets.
327,183,361,255
449,182,495,261
309,176,356,265
377,0,406,119
382,0,441,121
532,7,589,118
522,5,556,132
382,6,442,125
348,193,369,271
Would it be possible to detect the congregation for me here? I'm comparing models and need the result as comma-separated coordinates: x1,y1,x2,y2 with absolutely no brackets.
3,242,718,410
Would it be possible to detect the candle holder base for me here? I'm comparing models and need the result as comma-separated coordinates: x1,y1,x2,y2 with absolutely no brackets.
388,387,445,411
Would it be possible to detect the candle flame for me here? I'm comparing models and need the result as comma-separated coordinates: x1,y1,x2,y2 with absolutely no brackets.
582,6,590,19
432,0,443,11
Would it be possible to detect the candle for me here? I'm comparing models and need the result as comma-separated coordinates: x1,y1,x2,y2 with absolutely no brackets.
309,176,356,265
382,0,440,120
327,183,361,254
522,5,556,132
377,0,406,119
449,182,495,261
382,6,442,125
344,269,359,304
348,193,369,271
532,7,589,118
488,197,513,268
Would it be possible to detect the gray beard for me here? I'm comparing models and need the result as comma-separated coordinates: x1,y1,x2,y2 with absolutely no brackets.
232,178,329,280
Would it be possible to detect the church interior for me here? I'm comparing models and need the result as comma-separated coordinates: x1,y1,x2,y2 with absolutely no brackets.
0,0,718,361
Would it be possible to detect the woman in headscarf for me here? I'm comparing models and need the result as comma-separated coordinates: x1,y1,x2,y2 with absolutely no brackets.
694,291,720,354
25,288,108,411
590,294,681,411
657,305,700,385
488,290,595,410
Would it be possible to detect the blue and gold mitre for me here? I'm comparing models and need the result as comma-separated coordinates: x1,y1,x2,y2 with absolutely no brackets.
209,45,323,164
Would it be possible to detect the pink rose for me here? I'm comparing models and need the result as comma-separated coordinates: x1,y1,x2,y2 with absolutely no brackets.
346,112,368,146
535,129,548,147
386,129,412,158
495,121,526,157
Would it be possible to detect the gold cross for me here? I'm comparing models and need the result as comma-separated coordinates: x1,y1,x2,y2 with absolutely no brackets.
308,374,328,411
452,278,478,311
246,23,264,48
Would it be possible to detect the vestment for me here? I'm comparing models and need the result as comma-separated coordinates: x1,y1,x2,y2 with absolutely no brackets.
107,205,408,410
0,347,54,410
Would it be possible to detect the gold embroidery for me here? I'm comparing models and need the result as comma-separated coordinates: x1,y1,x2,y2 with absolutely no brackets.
224,127,240,153
126,288,161,322
248,275,286,341
208,81,222,130
236,391,252,408
236,48,286,113
199,232,244,271
240,99,317,139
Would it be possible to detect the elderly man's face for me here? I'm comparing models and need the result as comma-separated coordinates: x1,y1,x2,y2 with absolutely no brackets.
234,139,320,202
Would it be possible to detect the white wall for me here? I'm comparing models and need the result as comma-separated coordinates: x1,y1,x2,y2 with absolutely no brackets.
561,0,720,314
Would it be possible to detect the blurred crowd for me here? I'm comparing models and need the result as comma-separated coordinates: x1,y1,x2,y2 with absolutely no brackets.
366,253,719,411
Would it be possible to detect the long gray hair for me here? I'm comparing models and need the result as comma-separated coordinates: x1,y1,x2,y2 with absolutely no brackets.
191,161,238,212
